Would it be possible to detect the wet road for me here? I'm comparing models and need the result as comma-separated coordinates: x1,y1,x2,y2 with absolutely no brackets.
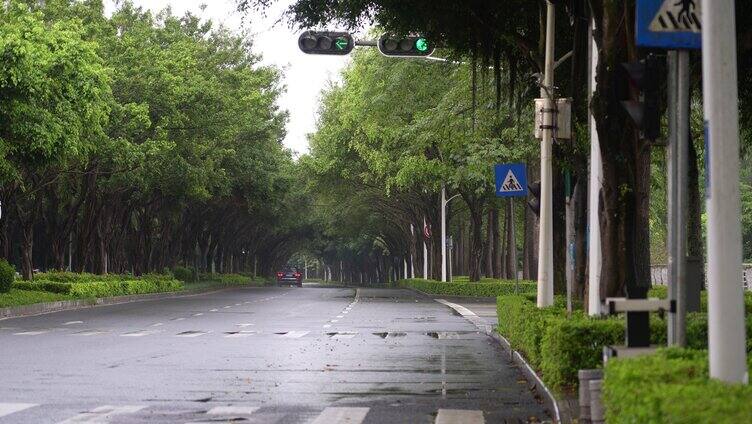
0,284,548,423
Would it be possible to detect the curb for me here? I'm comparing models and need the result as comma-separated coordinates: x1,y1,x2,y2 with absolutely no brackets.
0,285,262,320
432,297,565,424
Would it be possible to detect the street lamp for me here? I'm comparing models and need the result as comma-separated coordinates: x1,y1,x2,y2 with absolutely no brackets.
441,184,461,282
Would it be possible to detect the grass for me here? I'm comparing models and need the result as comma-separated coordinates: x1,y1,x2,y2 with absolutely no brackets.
0,289,73,308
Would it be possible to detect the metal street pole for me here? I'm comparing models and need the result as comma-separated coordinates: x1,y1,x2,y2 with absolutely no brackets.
537,0,555,308
676,50,690,347
702,0,749,383
423,217,429,279
441,185,447,282
587,17,602,316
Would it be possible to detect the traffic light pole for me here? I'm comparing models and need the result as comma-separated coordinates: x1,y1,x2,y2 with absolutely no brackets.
587,17,602,316
702,0,749,384
537,0,555,308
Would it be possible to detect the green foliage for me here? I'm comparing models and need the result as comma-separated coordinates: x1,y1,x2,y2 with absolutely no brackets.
13,281,72,294
14,273,183,298
603,349,752,423
649,285,752,313
399,278,536,297
172,266,195,282
0,259,15,293
0,289,73,308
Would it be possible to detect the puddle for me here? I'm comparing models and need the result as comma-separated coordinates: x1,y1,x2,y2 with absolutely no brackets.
425,331,475,339
373,332,407,338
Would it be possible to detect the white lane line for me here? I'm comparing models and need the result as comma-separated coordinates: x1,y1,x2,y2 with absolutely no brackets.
223,306,232,309
279,331,309,338
435,409,485,424
0,403,37,418
311,407,369,424
210,309,219,312
236,323,254,327
235,303,242,306
336,315,344,318
176,331,210,338
13,331,48,336
206,406,260,415
435,299,487,327
331,320,339,323
57,405,145,423
63,321,84,325
151,323,164,327
121,330,161,337
193,313,204,317
323,325,331,328
343,311,349,314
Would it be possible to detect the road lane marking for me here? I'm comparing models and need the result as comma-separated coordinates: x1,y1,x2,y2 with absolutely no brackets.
13,331,48,336
172,318,186,321
0,403,37,418
223,306,232,309
206,406,260,415
336,315,344,318
57,405,145,423
63,321,84,325
331,320,339,323
236,323,254,327
176,331,210,338
311,407,369,424
328,332,357,339
151,323,164,327
235,303,242,306
223,331,258,338
210,309,219,312
435,409,485,424
72,330,108,336
193,313,204,317
121,330,161,337
323,325,331,328
279,331,309,338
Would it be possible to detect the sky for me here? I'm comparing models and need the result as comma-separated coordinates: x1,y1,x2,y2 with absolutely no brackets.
105,0,354,155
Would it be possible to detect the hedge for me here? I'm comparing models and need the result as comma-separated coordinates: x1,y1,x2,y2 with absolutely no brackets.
649,285,752,313
0,289,73,308
603,348,752,423
13,275,183,298
399,278,536,297
0,259,14,293
496,294,752,390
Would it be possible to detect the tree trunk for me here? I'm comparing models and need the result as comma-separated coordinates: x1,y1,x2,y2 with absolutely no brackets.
687,110,704,283
573,176,588,300
468,203,484,282
492,206,503,278
485,209,494,278
21,224,34,280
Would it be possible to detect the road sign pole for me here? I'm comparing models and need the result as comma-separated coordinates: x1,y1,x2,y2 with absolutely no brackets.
676,49,690,347
537,0,555,308
587,17,602,316
667,50,678,344
702,0,748,383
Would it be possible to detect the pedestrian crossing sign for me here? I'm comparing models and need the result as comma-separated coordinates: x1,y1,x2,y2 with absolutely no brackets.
495,163,527,198
636,0,701,49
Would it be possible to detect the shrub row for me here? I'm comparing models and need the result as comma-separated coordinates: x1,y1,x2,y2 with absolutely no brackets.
197,273,268,286
496,295,752,390
14,276,183,298
398,278,536,297
648,285,752,313
603,348,752,423
0,259,15,293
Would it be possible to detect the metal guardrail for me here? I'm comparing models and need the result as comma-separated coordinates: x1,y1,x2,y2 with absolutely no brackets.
650,264,752,291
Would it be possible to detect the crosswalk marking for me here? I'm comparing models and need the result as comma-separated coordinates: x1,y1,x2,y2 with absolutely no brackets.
206,406,259,415
224,331,258,338
13,331,48,336
0,403,37,418
57,405,145,423
311,407,369,424
435,409,485,424
176,331,210,338
72,330,108,336
121,330,160,337
279,331,309,338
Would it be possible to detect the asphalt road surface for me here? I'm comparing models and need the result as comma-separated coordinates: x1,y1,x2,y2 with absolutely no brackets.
0,284,548,423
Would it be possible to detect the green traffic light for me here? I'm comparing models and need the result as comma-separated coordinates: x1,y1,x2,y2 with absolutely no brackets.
415,38,429,52
335,37,348,50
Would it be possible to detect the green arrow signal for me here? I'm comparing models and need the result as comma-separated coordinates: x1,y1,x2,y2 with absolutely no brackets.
415,38,429,52
335,38,348,50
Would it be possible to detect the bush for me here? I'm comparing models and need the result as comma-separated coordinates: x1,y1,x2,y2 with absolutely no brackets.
649,284,752,313
13,280,72,294
399,278,536,297
68,279,183,298
497,295,566,368
603,348,752,423
0,259,15,293
172,266,195,282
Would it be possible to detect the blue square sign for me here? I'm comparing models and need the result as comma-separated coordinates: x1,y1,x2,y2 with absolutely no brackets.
636,0,702,49
495,163,527,198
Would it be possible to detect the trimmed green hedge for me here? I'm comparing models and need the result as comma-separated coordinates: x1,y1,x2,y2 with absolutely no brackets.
197,273,269,286
0,259,15,293
13,274,183,298
603,348,752,423
649,285,752,313
496,294,752,390
399,278,536,297
0,289,73,308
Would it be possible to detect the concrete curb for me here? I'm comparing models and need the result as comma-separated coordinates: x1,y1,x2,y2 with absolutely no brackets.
431,296,565,424
0,285,260,321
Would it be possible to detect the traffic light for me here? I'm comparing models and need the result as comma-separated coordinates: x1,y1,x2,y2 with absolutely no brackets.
378,35,434,57
621,54,662,140
298,31,354,55
527,181,541,217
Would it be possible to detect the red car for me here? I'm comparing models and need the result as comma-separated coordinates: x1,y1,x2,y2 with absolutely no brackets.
276,267,302,287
